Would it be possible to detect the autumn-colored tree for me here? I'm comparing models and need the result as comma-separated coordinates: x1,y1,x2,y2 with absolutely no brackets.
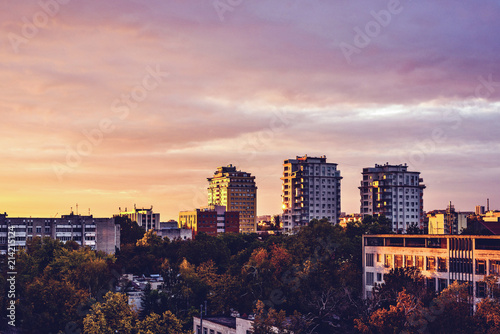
83,291,137,334
372,267,433,310
426,281,474,334
196,260,244,314
251,300,288,334
136,229,164,248
136,310,188,334
21,277,89,334
42,247,115,298
474,298,500,334
269,244,292,277
355,289,427,334
483,274,500,299
251,300,312,334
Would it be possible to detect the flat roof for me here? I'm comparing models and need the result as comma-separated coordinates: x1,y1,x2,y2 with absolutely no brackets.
363,234,500,239
194,316,236,329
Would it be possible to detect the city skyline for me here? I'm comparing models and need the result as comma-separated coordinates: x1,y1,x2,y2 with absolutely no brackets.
1,1,499,220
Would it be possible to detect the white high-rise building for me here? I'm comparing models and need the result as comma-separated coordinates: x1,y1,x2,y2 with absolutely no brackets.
281,155,342,233
359,163,425,233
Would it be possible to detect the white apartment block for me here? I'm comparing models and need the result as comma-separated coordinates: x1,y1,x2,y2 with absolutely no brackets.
193,316,254,334
0,213,120,254
359,163,425,233
281,155,342,233
362,235,500,305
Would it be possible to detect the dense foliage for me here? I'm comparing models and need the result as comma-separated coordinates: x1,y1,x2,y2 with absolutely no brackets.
2,216,500,333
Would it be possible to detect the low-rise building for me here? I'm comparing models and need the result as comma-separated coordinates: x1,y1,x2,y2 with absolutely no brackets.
362,234,500,305
427,203,471,234
193,316,254,334
158,220,192,241
179,205,239,237
116,273,164,312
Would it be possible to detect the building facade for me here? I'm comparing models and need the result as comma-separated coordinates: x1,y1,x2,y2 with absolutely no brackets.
281,155,342,233
117,206,159,231
179,205,239,237
362,234,500,305
158,220,192,241
193,316,254,334
359,163,425,233
0,213,120,254
208,165,257,233
339,213,363,228
427,203,470,234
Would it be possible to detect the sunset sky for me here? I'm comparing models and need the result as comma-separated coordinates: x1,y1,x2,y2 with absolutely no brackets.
1,0,499,220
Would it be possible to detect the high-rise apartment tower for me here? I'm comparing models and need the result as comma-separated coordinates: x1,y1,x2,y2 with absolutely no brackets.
359,163,425,233
281,155,342,233
208,165,257,233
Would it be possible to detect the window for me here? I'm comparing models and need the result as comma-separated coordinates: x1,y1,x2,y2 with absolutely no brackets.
384,254,393,268
395,255,403,268
490,260,500,275
377,273,382,282
477,282,486,298
366,272,374,286
438,257,447,272
210,330,214,334
377,254,381,262
405,255,413,267
438,278,448,292
196,326,201,334
476,259,486,275
416,256,424,270
366,253,374,267
427,257,436,271
427,278,436,291
36,226,42,234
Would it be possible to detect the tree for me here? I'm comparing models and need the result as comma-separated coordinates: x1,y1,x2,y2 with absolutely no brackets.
251,300,287,334
251,300,312,334
83,291,137,334
426,281,474,334
355,289,427,334
136,229,164,248
136,310,188,334
372,267,433,310
21,277,89,334
197,260,245,314
474,298,500,334
406,223,422,234
115,216,145,245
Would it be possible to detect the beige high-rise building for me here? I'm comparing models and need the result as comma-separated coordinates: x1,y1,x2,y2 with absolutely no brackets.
208,164,257,233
